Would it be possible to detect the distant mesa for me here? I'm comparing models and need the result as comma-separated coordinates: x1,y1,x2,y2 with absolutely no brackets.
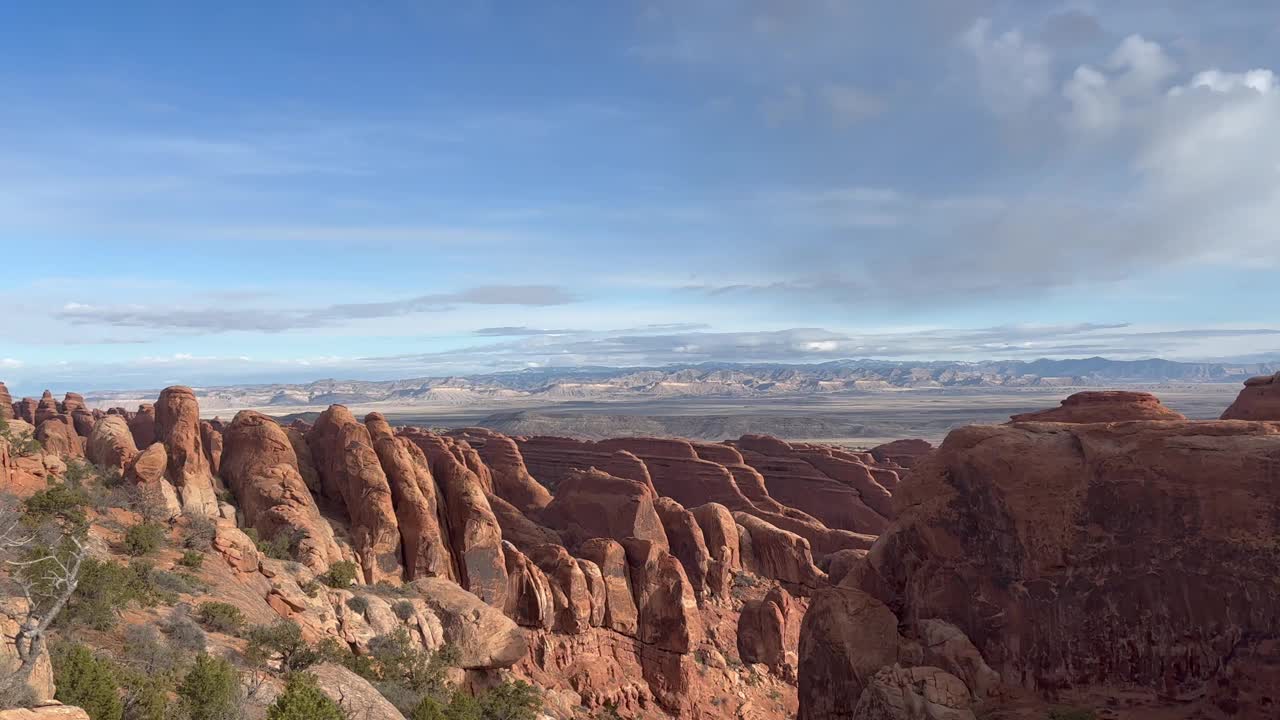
1009,390,1187,423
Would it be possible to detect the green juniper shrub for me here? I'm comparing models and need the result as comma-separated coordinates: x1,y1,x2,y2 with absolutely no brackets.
61,558,168,630
52,644,123,720
176,653,241,720
178,549,205,569
444,691,482,720
122,624,183,675
392,599,416,621
123,522,167,556
196,601,246,634
0,417,42,456
266,673,345,720
245,621,320,672
255,532,294,561
23,483,90,530
323,560,359,588
477,680,542,720
118,670,174,720
301,579,322,597
346,595,370,614
62,459,95,488
167,614,208,654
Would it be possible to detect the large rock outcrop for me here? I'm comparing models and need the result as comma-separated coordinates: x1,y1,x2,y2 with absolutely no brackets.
738,586,792,671
844,420,1280,712
409,577,526,669
0,382,12,420
734,511,827,594
539,468,668,551
128,403,156,449
578,538,639,637
448,428,552,512
400,430,506,606
154,386,218,516
307,406,403,583
366,413,455,582
870,439,933,469
1221,372,1280,421
798,586,904,720
86,415,139,471
1009,390,1187,423
620,539,701,654
219,410,345,573
654,497,711,602
35,416,82,459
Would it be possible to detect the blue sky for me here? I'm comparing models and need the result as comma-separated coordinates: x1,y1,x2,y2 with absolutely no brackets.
3,1,1280,394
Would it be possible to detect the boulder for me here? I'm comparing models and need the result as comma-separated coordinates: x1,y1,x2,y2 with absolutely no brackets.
308,663,408,720
409,577,526,669
915,619,1000,699
1221,372,1280,420
200,420,223,476
154,386,218,515
86,415,139,471
1010,390,1187,423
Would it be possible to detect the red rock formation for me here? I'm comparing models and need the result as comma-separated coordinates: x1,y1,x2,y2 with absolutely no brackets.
126,442,181,518
738,586,792,671
284,426,322,494
200,420,223,476
86,415,138,471
15,398,37,424
539,468,668,551
1010,390,1187,423
515,436,654,492
869,438,932,469
35,416,82,458
448,428,552,512
735,511,826,594
620,538,701,654
576,558,607,628
502,542,555,630
653,497,711,602
220,410,344,573
530,544,592,634
400,429,506,606
154,386,219,516
33,391,59,427
487,493,562,553
791,447,895,520
578,538,639,637
128,403,156,448
1221,372,1280,421
0,382,12,420
690,503,740,600
737,435,889,534
689,441,745,466
365,413,455,582
306,405,403,583
838,420,1280,716
798,586,903,720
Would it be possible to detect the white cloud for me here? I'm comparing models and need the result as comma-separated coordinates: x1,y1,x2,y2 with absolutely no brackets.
962,18,1052,113
1,358,22,368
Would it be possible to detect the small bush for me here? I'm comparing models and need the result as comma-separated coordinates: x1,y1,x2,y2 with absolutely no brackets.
122,624,182,675
62,459,95,488
216,488,237,506
176,654,241,720
372,580,414,597
245,621,320,672
0,417,42,456
266,673,345,720
167,615,208,654
477,680,541,720
1048,709,1096,720
62,559,168,630
301,579,322,597
323,560,359,588
197,601,246,634
124,522,167,556
53,644,123,720
179,549,205,569
144,565,205,597
346,595,370,614
183,515,217,551
119,671,174,720
393,599,416,621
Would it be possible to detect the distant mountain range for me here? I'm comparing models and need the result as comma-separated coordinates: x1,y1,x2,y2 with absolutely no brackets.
81,357,1277,411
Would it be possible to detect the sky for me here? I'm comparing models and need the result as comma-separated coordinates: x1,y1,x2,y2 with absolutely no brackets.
3,1,1280,394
